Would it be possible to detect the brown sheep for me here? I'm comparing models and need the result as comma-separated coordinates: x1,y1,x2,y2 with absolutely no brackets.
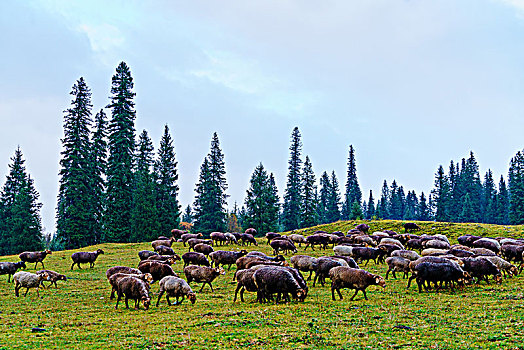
151,237,176,250
107,272,153,300
182,252,210,267
138,261,177,282
115,276,151,310
329,267,386,301
71,249,104,270
181,233,203,246
156,276,197,306
194,243,214,256
184,265,225,292
19,250,52,269
209,250,248,270
36,269,66,289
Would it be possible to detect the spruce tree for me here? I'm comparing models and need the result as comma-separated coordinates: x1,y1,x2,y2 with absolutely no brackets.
482,170,497,224
155,125,181,234
350,201,363,220
459,193,475,223
267,173,281,232
417,192,431,221
89,109,107,244
496,176,510,225
431,165,451,222
343,145,362,219
282,127,302,231
366,190,375,219
105,62,136,242
0,148,43,254
193,158,215,234
508,151,524,224
181,205,193,223
389,180,402,219
377,180,390,219
244,163,279,234
301,156,318,228
56,77,94,249
318,171,330,224
326,171,341,223
130,130,159,242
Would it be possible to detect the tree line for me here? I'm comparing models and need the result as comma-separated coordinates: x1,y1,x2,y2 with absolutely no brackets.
1,61,524,255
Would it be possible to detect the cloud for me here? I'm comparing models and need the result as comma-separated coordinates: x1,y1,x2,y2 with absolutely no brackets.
499,0,524,13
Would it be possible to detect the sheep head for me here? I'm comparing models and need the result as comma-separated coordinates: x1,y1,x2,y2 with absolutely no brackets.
374,275,386,288
143,273,154,284
509,265,519,276
44,250,52,255
96,249,105,255
188,292,197,304
141,297,151,310
494,273,503,284
296,289,307,302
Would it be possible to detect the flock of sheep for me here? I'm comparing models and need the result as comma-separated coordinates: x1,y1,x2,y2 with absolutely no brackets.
1,223,523,311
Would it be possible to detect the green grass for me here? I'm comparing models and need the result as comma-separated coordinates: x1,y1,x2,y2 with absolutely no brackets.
1,220,524,349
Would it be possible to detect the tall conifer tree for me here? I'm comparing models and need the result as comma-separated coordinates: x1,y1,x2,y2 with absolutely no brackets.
343,145,362,219
326,171,341,223
89,109,107,243
282,127,302,231
431,165,451,222
301,156,318,228
508,151,524,224
366,190,375,219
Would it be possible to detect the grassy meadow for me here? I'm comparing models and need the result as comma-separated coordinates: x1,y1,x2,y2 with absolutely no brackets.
1,220,524,349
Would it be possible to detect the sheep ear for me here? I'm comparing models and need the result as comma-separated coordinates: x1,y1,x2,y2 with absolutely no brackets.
375,276,381,284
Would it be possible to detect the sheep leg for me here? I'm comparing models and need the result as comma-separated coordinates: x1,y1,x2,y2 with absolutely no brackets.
24,288,30,297
337,288,343,300
209,283,214,292
233,284,241,302
156,291,164,307
349,289,359,301
125,297,130,309
70,262,75,270
307,271,313,281
8,274,11,283
385,268,391,280
115,293,122,309
199,283,205,292
110,288,116,300
331,285,336,301
362,289,368,300
364,259,369,266
313,273,318,287
392,270,397,279
15,284,20,297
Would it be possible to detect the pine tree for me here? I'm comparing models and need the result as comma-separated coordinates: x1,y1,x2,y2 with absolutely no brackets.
448,160,459,218
56,77,94,249
389,180,402,219
496,176,510,225
192,133,229,234
417,192,431,221
482,170,497,224
155,125,181,234
350,201,363,220
282,127,302,231
89,109,107,244
181,205,193,223
301,156,318,228
508,151,524,224
267,173,281,232
318,171,330,224
366,190,375,219
459,193,475,223
0,148,43,255
431,165,451,222
404,190,418,220
342,145,362,219
376,180,390,219
105,62,136,242
130,130,159,242
326,171,341,223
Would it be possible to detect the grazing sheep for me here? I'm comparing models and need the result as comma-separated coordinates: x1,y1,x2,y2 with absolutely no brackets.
482,256,519,278
413,262,469,292
313,257,344,287
184,265,225,292
181,233,203,246
70,249,104,270
0,261,26,282
391,250,421,261
240,233,258,246
108,272,153,299
106,266,142,278
385,257,410,279
210,232,228,246
377,244,402,257
351,247,387,265
154,245,175,255
170,229,188,239
448,248,475,258
265,232,281,244
19,250,52,269
330,256,359,269
115,276,151,310
304,234,330,251
270,239,297,255
355,224,370,233
36,270,66,288
138,250,159,261
406,239,424,251
13,271,49,297
209,250,248,270
380,238,404,249
472,238,501,254
406,256,464,289
471,248,497,256
187,238,213,251
145,255,180,265
156,276,197,306
333,245,354,257
329,267,386,301
194,243,214,256
224,232,238,245
353,235,377,247
421,248,449,257
457,235,482,247
288,234,307,247
423,239,450,250
151,237,176,250
290,255,318,281
501,244,524,263
254,265,307,302
138,261,177,282
404,222,421,232
253,267,307,303
245,228,257,236
182,252,210,267
233,269,258,302
462,257,503,284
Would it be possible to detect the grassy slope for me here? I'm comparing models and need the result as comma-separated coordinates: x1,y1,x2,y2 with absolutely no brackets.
0,220,523,350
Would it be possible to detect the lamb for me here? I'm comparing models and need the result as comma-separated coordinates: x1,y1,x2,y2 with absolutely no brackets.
482,256,519,278
313,257,344,287
290,255,318,281
107,272,154,299
184,265,225,292
391,250,421,261
193,243,214,256
138,261,177,282
36,269,66,288
385,257,411,279
209,250,248,270
0,261,26,282
461,257,503,284
154,245,175,255
114,276,151,310
412,262,469,292
181,233,203,246
288,234,307,247
182,252,210,267
233,269,258,302
404,222,421,232
329,267,386,301
241,233,258,246
210,232,229,246
138,250,159,261
253,266,307,303
19,250,52,269
270,239,297,255
156,276,197,306
13,271,49,297
151,237,176,250
70,249,104,270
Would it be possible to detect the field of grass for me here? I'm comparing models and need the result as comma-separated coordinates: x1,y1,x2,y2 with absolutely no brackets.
1,220,524,349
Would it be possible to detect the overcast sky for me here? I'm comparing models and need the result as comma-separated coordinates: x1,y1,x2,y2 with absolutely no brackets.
1,0,524,232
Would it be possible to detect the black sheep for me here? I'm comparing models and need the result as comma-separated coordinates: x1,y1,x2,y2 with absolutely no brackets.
138,261,177,282
0,261,26,282
19,250,52,269
462,257,503,284
71,249,104,270
270,239,297,255
138,250,159,261
182,252,210,267
115,276,151,310
253,267,307,303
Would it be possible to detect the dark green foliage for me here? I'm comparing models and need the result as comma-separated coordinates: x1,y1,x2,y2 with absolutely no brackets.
105,62,136,242
301,156,318,228
388,180,403,219
0,148,43,255
366,190,375,219
154,125,181,234
181,205,193,223
56,77,95,249
89,109,107,244
459,193,475,223
342,145,362,219
192,133,228,234
349,201,362,220
509,151,524,224
496,176,510,225
482,170,497,224
431,165,451,222
404,190,418,220
376,180,390,219
417,192,431,221
317,171,330,224
243,163,280,234
130,130,159,242
282,127,302,231
326,171,341,223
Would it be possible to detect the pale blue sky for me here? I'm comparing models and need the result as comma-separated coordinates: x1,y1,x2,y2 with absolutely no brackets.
1,0,524,232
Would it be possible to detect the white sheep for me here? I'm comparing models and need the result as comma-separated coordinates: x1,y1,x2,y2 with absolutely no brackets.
13,271,49,297
156,276,196,306
333,245,354,256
